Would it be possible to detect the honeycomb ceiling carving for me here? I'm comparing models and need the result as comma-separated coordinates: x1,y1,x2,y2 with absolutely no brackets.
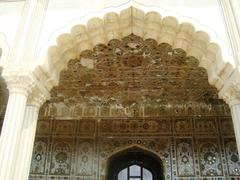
50,34,225,108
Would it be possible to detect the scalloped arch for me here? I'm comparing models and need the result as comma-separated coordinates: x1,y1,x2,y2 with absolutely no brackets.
44,6,233,91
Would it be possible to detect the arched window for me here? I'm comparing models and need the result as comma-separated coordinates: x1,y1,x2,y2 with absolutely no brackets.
118,164,153,180
106,147,165,180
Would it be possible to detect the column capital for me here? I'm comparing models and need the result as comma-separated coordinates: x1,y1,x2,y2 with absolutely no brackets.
2,68,36,96
2,66,51,104
219,66,240,106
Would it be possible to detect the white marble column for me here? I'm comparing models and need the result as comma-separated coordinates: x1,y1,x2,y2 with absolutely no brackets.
0,73,35,180
218,0,240,65
230,103,240,155
13,92,47,180
8,0,49,65
0,0,50,178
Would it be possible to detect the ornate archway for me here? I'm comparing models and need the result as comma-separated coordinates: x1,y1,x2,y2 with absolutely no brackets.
1,5,240,180
27,5,240,180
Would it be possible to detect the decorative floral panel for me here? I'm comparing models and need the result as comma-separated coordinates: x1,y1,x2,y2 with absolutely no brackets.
198,138,223,176
30,137,49,175
28,117,240,180
175,138,195,176
49,138,73,176
224,138,240,176
75,139,95,176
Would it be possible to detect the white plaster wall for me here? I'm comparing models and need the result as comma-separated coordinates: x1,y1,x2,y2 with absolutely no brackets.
0,1,24,47
37,0,233,64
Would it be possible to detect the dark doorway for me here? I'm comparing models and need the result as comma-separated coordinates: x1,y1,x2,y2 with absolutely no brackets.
106,147,165,180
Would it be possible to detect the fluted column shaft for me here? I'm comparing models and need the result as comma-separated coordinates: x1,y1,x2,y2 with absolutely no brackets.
12,90,47,180
218,0,240,65
0,0,50,178
13,103,40,180
230,104,240,154
8,0,49,65
0,89,29,180
20,0,49,64
0,69,47,180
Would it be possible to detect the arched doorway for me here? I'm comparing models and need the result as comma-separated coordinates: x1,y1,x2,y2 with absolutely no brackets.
106,147,165,180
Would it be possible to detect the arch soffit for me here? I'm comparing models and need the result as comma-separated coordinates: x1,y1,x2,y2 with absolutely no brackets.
43,6,234,93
